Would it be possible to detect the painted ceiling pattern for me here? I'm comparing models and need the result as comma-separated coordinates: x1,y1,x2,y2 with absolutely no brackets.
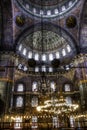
15,0,78,18
28,0,67,6
20,30,70,52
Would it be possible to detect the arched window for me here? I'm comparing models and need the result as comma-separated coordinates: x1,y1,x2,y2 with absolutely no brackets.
32,82,38,92
34,53,39,61
62,6,66,11
49,67,53,72
22,48,27,55
28,51,32,59
40,10,43,15
56,52,60,59
66,96,72,104
64,84,71,92
35,67,39,72
47,10,51,15
42,66,46,72
26,4,29,9
62,49,66,56
67,45,71,52
32,116,38,128
31,96,38,107
49,53,54,61
69,1,73,7
42,54,46,61
18,44,22,51
16,96,23,107
33,8,36,13
53,117,58,128
17,84,24,92
54,9,59,14
50,81,56,92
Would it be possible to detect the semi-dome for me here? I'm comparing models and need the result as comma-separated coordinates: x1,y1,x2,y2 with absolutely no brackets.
16,23,77,67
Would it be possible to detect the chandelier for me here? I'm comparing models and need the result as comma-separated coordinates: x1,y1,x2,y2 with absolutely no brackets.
36,92,79,115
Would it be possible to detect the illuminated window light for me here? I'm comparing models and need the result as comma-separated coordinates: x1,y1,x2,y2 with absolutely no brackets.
18,44,22,51
42,54,46,61
62,49,66,56
69,1,73,7
26,4,29,9
54,9,59,14
49,67,53,72
56,52,60,59
42,66,46,72
32,82,38,92
65,84,70,92
17,84,24,92
34,53,39,61
62,6,66,11
33,8,36,13
23,66,28,71
66,96,72,104
40,10,43,15
31,97,38,107
49,53,54,61
22,48,27,56
50,82,56,91
65,65,70,70
28,51,32,59
47,10,51,15
16,97,23,107
35,67,39,72
18,64,22,70
14,117,22,129
67,45,71,52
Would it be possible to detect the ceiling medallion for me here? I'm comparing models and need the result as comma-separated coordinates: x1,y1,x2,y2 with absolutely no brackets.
66,15,77,28
15,15,25,27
